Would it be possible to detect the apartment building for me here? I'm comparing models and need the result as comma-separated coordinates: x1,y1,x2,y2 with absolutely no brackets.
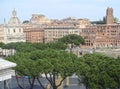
42,22,80,43
24,27,44,43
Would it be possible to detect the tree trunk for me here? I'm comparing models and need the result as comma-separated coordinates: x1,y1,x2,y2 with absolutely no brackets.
16,75,25,89
28,76,35,89
30,77,35,89
53,86,57,89
4,80,6,89
37,77,45,89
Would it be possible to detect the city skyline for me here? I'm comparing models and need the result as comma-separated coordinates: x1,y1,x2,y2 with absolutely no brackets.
0,0,120,23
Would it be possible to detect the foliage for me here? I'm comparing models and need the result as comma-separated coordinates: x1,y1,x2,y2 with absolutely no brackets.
91,16,106,24
46,42,67,50
22,20,29,24
6,49,78,89
2,42,66,53
6,52,40,89
114,17,119,23
91,20,105,24
0,42,5,47
4,41,120,89
2,42,36,52
58,34,85,46
30,49,78,89
76,53,120,89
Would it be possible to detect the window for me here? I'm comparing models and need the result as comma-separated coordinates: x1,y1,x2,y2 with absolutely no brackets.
13,29,15,33
8,29,10,33
19,29,21,32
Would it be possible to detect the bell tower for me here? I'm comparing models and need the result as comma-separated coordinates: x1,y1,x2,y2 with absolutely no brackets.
106,7,114,24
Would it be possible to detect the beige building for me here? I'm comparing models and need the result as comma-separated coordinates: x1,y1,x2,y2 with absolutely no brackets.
0,25,4,43
30,14,51,25
0,9,26,44
76,18,90,28
43,22,80,42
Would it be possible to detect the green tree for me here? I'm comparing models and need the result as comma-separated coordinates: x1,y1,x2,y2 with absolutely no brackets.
30,49,78,89
2,42,67,53
114,17,119,23
76,53,120,89
46,42,67,50
0,42,5,47
106,57,120,89
58,34,85,46
2,42,37,52
5,52,38,89
6,49,78,89
23,20,29,24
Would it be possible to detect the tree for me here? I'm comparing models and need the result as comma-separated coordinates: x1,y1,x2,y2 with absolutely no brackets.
1,42,37,52
106,57,120,89
0,42,5,48
5,52,39,89
6,49,78,89
2,42,67,53
91,16,106,24
46,42,67,50
114,17,119,23
30,49,78,89
76,53,120,89
23,20,29,24
58,34,85,46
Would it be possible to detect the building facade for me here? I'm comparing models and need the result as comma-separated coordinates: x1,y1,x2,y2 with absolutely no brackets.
76,18,90,28
82,24,120,48
81,7,120,48
42,22,80,43
0,9,26,44
0,25,4,43
30,14,51,25
24,27,44,43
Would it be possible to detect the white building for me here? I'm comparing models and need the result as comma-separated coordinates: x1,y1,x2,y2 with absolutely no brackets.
0,58,16,81
0,9,26,44
0,58,16,89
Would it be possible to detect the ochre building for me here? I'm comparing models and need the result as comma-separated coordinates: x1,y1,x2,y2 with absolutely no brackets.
24,27,44,43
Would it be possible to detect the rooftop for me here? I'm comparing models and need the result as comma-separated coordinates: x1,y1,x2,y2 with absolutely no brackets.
0,58,16,70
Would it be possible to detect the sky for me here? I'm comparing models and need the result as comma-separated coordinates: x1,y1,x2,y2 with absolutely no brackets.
0,0,120,23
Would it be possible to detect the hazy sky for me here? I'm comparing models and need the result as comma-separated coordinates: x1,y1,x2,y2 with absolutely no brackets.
0,0,119,23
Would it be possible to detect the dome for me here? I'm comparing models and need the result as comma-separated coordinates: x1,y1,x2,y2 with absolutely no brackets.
8,9,21,25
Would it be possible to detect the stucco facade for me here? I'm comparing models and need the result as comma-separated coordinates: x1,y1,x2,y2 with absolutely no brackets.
43,22,80,43
24,27,44,43
0,9,26,44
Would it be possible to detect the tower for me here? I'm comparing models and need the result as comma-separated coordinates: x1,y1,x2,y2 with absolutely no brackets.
106,7,114,24
8,9,20,25
12,9,17,17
